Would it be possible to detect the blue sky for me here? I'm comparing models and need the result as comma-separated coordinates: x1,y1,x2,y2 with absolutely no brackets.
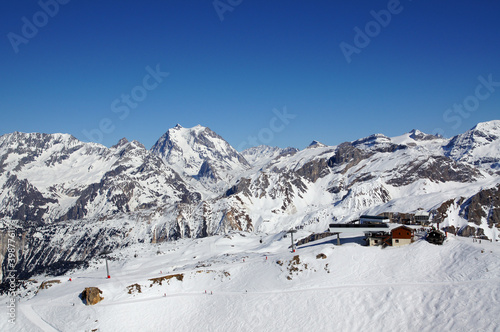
1,1,499,150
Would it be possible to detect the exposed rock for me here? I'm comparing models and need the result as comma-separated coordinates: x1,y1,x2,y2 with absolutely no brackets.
328,142,369,173
432,199,456,223
112,137,129,148
459,225,486,238
409,129,439,141
352,134,407,153
37,279,60,292
81,287,103,305
127,283,142,294
225,178,252,197
149,274,184,286
295,158,330,183
223,203,253,232
463,185,500,226
197,160,218,180
387,156,481,187
0,174,56,224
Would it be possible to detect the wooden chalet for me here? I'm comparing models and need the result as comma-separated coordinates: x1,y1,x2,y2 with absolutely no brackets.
365,225,414,247
391,225,414,246
365,231,391,247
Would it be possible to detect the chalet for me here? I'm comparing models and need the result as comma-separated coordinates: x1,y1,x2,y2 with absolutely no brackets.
391,225,414,246
365,231,391,247
365,225,414,247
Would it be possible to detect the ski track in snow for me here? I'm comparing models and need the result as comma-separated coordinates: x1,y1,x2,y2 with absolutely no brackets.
102,276,500,307
18,304,60,332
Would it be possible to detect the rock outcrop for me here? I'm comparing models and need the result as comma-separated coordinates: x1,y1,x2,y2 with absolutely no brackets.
81,287,103,305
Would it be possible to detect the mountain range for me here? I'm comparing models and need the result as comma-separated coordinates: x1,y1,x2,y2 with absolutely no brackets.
0,120,499,283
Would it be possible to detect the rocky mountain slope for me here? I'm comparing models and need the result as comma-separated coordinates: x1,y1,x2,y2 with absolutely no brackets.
444,120,500,173
0,120,499,284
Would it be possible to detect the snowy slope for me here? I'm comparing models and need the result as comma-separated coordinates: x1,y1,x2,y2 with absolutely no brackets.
2,231,499,331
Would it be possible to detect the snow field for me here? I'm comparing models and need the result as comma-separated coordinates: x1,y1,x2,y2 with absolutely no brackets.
2,231,500,331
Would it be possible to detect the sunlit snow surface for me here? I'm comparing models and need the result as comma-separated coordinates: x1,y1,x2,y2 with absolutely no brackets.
3,231,499,332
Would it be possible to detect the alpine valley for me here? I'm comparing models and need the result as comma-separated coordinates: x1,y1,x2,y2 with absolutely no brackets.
1,120,500,285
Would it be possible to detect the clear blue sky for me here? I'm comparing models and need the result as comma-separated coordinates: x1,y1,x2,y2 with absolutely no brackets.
1,1,499,150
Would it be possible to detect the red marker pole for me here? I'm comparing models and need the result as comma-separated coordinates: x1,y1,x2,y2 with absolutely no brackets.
106,257,110,279
288,229,297,252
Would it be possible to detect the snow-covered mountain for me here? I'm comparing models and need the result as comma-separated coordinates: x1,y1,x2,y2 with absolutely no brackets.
0,121,499,284
151,124,250,194
0,132,201,225
444,120,500,172
241,145,298,168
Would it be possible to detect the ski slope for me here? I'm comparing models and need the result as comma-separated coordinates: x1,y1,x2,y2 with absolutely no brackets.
2,230,499,331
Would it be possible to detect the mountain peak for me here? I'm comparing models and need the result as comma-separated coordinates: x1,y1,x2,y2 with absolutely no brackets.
409,129,437,141
307,140,326,149
112,137,129,148
168,124,209,136
409,129,421,135
151,124,249,189
470,120,500,134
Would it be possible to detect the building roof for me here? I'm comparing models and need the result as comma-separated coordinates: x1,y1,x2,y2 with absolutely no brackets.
391,225,414,232
360,215,389,220
414,210,430,216
329,223,389,228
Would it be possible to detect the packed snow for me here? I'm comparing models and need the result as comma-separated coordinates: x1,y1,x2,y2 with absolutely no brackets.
2,230,499,331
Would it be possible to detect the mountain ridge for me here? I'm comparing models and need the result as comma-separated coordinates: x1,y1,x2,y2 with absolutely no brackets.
0,120,499,283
